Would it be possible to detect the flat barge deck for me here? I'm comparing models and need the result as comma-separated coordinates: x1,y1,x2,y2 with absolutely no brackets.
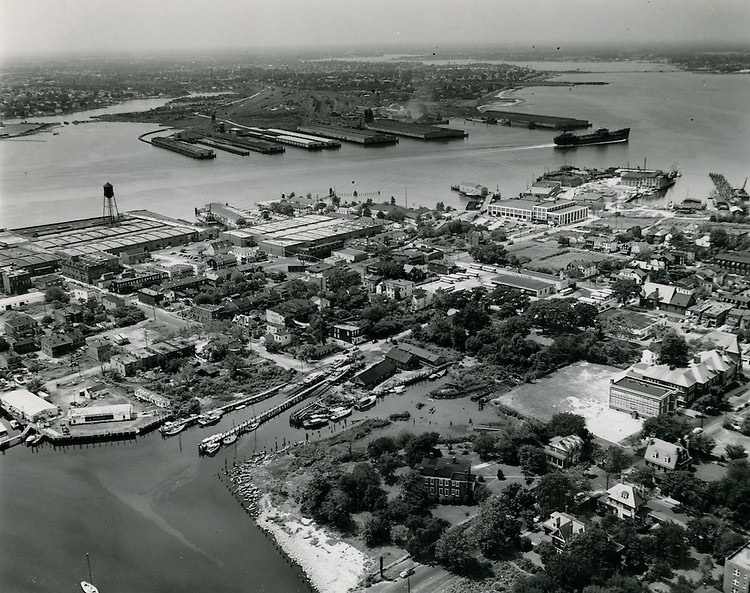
150,136,216,159
483,109,591,130
297,125,398,146
365,119,467,140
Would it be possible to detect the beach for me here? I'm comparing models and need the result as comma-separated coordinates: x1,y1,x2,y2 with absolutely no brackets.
256,494,372,593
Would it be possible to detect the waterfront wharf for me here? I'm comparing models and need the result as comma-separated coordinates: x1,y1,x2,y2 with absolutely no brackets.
199,382,331,455
209,131,285,154
482,109,590,130
196,138,250,156
150,136,216,159
365,119,468,140
296,124,399,146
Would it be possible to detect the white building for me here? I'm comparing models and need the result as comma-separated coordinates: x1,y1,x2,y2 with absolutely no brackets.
0,389,59,423
68,404,134,425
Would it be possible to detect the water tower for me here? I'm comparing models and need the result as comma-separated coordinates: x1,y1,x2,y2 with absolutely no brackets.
102,182,120,225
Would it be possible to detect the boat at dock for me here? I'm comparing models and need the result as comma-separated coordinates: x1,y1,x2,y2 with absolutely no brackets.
554,127,630,147
222,433,238,446
161,420,188,437
198,411,222,427
328,406,353,422
302,415,329,430
25,433,43,447
355,395,377,410
202,438,222,456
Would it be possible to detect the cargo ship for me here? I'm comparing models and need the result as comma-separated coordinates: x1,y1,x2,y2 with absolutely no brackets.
554,127,630,147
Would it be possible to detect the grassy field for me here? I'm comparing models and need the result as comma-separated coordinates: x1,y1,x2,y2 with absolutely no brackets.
494,361,643,444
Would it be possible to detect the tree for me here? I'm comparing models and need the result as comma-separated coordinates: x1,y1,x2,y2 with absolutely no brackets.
405,516,447,563
25,376,44,394
363,512,391,547
473,432,498,461
470,242,511,266
659,331,690,368
308,314,329,345
649,521,689,565
404,432,441,467
628,465,656,490
548,412,588,438
641,414,690,442
44,286,69,303
519,445,547,477
725,443,748,460
598,445,632,475
435,526,475,573
611,278,640,304
535,472,577,515
472,495,522,558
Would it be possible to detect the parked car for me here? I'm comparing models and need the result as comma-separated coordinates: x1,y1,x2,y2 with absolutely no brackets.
400,568,415,579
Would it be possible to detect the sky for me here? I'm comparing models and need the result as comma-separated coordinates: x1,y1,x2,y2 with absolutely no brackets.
1,0,748,60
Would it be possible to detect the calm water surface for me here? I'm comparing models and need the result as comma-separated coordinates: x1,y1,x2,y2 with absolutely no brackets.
1,67,748,227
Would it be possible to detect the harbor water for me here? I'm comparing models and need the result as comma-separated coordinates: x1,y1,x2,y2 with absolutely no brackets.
1,65,749,227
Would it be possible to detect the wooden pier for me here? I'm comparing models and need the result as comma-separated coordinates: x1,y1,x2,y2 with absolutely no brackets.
199,382,330,455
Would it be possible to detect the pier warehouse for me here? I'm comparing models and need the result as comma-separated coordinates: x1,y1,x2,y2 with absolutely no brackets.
487,199,589,225
220,214,384,258
1,389,59,423
365,120,467,140
297,125,398,146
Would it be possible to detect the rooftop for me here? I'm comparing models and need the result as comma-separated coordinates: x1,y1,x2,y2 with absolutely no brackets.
727,542,750,568
613,376,673,399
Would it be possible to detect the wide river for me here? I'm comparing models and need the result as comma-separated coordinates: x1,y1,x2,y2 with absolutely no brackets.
1,62,748,228
0,61,749,592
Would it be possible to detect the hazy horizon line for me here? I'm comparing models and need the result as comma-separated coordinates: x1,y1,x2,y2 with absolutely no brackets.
3,40,750,66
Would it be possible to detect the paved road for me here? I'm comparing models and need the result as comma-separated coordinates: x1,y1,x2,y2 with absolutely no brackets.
368,563,461,593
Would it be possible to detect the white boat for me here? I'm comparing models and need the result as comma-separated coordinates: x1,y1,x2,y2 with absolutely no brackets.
203,439,222,456
391,385,406,394
81,581,99,593
355,395,377,410
25,433,43,446
222,433,238,446
328,406,353,422
302,415,329,430
162,421,188,437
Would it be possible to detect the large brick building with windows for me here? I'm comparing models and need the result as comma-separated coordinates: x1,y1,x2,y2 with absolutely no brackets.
419,457,475,504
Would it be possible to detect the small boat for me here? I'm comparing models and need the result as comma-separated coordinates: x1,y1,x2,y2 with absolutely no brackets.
222,433,238,446
202,439,222,456
329,406,353,422
198,411,222,427
81,553,98,593
391,385,406,394
302,415,329,430
235,404,247,410
429,369,447,380
162,421,188,437
25,433,43,447
355,395,377,410
244,419,260,432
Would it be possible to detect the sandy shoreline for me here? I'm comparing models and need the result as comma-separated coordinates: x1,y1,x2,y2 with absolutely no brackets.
255,494,371,593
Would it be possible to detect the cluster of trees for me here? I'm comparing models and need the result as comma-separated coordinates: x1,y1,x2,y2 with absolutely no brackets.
656,459,750,530
415,287,638,381
111,305,147,328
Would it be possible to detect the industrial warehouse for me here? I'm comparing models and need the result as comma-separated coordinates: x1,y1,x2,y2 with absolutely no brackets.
219,214,385,258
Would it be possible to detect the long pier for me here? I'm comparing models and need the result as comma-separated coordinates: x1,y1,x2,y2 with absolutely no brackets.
199,382,330,455
482,109,590,130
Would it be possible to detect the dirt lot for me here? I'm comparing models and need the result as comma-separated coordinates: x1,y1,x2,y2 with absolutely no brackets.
494,361,643,444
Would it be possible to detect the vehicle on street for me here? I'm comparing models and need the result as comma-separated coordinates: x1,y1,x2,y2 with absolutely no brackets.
400,568,415,579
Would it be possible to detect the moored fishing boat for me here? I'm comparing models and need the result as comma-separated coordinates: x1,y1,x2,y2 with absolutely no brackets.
161,420,188,437
302,415,329,430
222,433,238,446
202,439,222,456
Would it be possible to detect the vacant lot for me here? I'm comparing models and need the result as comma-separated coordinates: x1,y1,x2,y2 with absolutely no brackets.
494,361,643,443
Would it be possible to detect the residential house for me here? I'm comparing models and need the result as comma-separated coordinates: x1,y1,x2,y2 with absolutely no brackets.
205,240,233,256
4,312,38,341
724,541,750,593
331,323,366,345
101,293,127,311
644,438,692,473
689,301,733,327
54,304,84,326
206,253,237,270
542,512,586,551
566,260,598,279
410,288,433,312
376,279,415,300
599,483,647,520
545,434,584,469
618,267,648,285
397,343,446,366
191,304,226,323
110,354,141,377
87,338,112,363
419,456,475,504
641,281,696,315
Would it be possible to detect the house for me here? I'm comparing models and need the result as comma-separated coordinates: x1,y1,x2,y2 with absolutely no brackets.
54,304,84,326
352,359,398,388
542,512,586,551
397,343,446,366
101,293,127,311
41,333,75,357
545,434,584,468
644,438,692,473
4,312,38,341
566,260,598,279
599,483,647,520
110,354,141,377
191,304,226,323
410,288,433,312
618,267,648,285
641,281,696,315
87,338,112,362
206,253,237,270
690,301,734,328
205,240,233,256
331,323,366,345
385,346,420,370
419,456,475,504
376,279,415,300
724,541,750,593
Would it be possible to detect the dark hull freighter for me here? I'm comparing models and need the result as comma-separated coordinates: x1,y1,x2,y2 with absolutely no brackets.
554,127,630,147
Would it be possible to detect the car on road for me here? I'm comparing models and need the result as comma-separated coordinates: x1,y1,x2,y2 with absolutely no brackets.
9,420,20,430
399,568,415,579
